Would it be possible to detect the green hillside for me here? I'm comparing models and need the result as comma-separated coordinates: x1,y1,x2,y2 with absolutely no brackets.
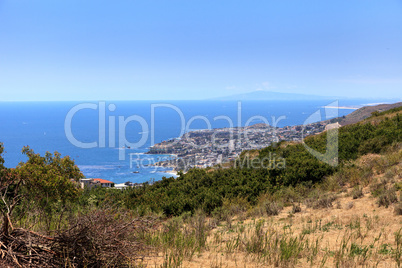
93,106,402,216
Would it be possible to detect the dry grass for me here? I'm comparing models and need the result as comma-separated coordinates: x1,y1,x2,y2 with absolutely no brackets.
140,188,402,267
139,147,402,267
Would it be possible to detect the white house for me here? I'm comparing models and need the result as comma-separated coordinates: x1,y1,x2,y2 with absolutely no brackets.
114,183,129,190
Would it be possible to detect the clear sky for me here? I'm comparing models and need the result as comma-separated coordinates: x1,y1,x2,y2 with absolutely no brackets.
0,0,401,101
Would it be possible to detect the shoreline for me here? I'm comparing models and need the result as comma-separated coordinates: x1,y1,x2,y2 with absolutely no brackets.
162,170,178,177
323,106,359,110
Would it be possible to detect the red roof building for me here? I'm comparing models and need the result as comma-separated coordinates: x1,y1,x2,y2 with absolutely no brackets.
79,178,114,188
93,178,114,187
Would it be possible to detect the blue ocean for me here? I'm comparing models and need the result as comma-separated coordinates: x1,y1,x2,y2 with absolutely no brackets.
0,99,384,183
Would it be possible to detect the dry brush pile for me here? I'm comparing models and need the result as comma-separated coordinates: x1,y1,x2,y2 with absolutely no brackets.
0,210,158,267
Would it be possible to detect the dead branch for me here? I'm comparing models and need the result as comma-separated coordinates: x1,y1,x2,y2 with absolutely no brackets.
0,211,157,267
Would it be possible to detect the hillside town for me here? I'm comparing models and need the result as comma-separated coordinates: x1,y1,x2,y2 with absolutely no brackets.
147,121,328,171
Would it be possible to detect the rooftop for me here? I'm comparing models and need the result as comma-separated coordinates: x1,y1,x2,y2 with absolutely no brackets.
93,178,113,184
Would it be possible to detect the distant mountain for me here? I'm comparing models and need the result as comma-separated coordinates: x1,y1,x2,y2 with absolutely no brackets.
211,90,339,101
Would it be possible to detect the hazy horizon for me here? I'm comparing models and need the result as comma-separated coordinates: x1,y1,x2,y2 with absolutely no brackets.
0,90,401,102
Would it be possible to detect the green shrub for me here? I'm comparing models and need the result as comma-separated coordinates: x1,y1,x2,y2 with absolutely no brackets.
394,182,402,191
370,181,387,197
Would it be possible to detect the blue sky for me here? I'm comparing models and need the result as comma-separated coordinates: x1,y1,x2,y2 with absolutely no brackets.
0,0,401,101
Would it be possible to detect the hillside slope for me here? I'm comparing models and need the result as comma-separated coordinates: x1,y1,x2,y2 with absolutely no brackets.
140,106,402,267
334,102,402,126
72,104,402,267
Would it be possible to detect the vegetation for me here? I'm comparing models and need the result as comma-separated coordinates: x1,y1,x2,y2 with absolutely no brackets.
0,145,155,267
82,106,401,217
0,105,400,267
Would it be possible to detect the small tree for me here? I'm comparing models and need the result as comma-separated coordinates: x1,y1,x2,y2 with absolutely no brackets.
17,147,84,231
0,144,23,235
0,144,84,235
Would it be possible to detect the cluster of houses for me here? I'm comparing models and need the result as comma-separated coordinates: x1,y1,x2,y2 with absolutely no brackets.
79,178,137,190
148,121,328,171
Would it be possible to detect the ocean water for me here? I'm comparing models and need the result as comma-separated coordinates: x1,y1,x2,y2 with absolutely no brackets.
0,99,377,183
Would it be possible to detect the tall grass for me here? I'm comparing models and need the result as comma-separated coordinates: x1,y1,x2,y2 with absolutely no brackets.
144,210,210,267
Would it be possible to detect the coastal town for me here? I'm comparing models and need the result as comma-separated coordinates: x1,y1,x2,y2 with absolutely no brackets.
147,121,330,172
80,120,337,189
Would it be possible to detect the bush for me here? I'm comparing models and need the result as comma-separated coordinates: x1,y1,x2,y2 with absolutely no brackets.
352,186,364,199
263,201,283,216
394,182,402,191
52,210,154,267
272,186,302,205
292,204,301,214
384,168,397,180
370,181,387,197
211,206,227,222
222,197,250,215
377,187,398,208
394,202,402,216
321,175,342,192
306,194,337,209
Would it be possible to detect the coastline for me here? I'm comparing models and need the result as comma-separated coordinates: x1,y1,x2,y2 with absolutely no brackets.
323,106,359,110
162,170,178,177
